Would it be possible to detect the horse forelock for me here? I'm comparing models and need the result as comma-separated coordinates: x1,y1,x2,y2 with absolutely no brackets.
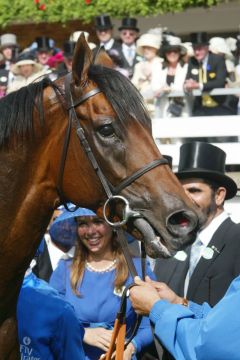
88,64,152,131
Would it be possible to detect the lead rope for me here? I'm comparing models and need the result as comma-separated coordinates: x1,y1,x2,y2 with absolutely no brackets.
101,229,146,360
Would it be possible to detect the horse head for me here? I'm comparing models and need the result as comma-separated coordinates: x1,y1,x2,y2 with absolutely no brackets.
53,34,203,258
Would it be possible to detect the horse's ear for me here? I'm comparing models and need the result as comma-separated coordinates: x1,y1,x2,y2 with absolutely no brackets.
94,47,114,68
72,33,93,87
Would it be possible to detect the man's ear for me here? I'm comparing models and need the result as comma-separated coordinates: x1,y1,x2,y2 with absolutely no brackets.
215,187,227,206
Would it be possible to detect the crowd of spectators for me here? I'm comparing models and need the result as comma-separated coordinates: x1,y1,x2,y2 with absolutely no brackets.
0,14,240,116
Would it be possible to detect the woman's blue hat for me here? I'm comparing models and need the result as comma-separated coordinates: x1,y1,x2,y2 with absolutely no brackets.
49,206,96,250
53,206,96,225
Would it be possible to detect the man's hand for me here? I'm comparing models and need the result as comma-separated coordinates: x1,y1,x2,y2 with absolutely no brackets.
130,277,185,315
83,327,113,351
184,78,200,91
145,276,183,305
129,277,160,315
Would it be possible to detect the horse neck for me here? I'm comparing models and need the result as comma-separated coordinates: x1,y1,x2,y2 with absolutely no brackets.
0,139,56,320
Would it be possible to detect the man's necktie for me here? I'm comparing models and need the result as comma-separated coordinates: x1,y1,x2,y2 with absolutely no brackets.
198,61,203,84
127,48,134,65
188,238,203,278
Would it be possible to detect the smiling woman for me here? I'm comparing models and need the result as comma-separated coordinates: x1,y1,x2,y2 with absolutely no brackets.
49,207,156,360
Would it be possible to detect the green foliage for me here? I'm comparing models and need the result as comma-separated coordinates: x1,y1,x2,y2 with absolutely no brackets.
0,0,227,27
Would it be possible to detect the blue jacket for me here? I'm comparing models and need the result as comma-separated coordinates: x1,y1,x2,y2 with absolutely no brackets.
17,272,85,360
149,275,240,360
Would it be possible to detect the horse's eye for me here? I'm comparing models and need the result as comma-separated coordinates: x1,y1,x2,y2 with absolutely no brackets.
97,124,115,137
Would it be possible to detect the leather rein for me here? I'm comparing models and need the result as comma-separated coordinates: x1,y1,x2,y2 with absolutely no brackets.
56,73,168,357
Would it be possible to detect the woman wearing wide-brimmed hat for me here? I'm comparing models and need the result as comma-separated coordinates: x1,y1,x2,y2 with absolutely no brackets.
152,34,192,118
49,207,156,360
7,51,49,93
131,32,163,115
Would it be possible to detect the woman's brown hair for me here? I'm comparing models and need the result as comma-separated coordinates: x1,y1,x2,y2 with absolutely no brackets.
70,220,129,296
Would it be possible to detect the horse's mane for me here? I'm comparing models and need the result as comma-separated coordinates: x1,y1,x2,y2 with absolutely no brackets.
88,64,152,130
0,65,151,147
0,77,55,147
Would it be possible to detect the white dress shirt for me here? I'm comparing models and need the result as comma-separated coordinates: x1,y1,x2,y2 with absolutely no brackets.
100,38,115,51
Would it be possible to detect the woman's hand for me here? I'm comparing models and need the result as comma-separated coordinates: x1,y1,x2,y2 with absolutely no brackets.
123,342,136,360
83,327,113,351
154,86,170,98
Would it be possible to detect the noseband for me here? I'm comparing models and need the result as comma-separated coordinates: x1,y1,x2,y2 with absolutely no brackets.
57,73,168,222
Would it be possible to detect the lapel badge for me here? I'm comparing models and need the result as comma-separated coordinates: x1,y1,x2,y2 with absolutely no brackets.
174,250,187,261
202,247,214,260
209,72,216,78
191,68,199,75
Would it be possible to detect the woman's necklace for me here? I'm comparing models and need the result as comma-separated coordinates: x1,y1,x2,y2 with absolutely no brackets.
85,259,117,273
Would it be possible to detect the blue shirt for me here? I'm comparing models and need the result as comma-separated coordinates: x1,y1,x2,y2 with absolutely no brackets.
149,275,240,360
50,257,156,359
17,272,85,360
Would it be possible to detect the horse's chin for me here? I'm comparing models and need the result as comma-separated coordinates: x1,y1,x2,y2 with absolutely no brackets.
132,218,175,259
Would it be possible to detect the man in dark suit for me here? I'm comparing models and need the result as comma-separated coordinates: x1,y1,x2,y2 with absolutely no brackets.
94,14,121,53
155,141,240,306
118,17,141,78
184,32,237,116
154,141,240,359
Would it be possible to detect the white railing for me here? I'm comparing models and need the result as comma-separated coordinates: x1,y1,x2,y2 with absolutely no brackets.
151,86,240,167
152,115,240,168
151,110,240,222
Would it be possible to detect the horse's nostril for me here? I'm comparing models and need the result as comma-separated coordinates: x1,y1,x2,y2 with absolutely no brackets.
168,212,190,226
167,210,198,236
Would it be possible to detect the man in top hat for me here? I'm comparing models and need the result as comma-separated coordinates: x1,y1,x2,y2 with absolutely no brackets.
147,142,240,359
184,32,237,116
55,40,75,78
118,17,141,78
94,14,121,53
34,36,55,68
155,141,240,305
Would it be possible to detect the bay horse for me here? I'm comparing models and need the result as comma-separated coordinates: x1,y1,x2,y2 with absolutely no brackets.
0,35,201,359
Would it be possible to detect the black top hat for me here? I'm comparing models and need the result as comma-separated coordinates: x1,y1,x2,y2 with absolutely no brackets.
118,18,139,32
95,14,113,30
190,32,209,46
63,41,75,58
35,36,52,51
175,142,237,200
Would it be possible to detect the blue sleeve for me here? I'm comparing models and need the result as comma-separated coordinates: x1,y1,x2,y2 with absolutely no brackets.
132,260,155,353
149,300,203,360
149,276,240,360
132,315,153,353
51,302,85,360
49,259,67,296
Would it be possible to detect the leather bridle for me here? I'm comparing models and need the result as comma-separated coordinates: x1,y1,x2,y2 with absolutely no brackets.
57,73,168,231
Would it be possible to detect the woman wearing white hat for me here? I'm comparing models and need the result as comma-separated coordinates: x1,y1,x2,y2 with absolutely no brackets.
131,33,163,115
7,51,49,93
